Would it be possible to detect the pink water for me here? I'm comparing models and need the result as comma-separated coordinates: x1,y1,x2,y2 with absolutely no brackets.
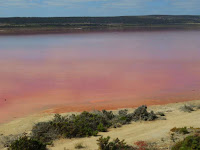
0,31,200,122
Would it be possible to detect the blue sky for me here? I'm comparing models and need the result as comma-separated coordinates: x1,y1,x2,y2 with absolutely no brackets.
0,0,200,17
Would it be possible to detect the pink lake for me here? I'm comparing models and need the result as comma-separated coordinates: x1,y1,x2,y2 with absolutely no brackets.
0,30,200,122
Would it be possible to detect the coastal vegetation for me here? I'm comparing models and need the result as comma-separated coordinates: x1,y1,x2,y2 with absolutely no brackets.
31,105,157,144
172,135,200,150
180,105,195,113
1,15,200,26
3,102,200,150
97,137,158,150
97,136,135,150
8,136,46,150
170,127,190,135
6,105,157,149
1,15,200,34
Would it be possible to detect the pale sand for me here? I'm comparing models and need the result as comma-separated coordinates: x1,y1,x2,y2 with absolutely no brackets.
0,100,200,150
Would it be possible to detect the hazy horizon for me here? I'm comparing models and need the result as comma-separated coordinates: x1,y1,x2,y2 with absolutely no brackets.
1,14,200,18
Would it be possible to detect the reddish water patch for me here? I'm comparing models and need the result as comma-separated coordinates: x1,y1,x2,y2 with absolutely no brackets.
0,31,200,123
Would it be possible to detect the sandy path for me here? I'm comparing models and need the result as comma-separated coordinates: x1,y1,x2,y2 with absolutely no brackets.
0,100,200,150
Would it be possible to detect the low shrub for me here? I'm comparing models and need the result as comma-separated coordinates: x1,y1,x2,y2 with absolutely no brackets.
0,134,22,148
97,136,136,150
32,112,111,143
8,136,46,150
31,121,60,144
172,135,200,150
118,109,128,116
170,127,189,135
180,105,194,113
31,106,158,144
131,105,157,121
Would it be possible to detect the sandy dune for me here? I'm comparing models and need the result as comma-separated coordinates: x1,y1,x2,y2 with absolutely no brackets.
0,100,200,150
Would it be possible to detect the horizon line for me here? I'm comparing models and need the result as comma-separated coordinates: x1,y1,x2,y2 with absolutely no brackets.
1,15,200,18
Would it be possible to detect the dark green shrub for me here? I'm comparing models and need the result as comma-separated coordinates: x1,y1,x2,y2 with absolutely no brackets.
131,105,157,121
31,121,60,144
97,123,107,132
172,135,200,150
179,127,190,135
8,136,46,150
31,106,157,144
102,110,115,120
32,112,110,143
60,111,110,138
97,136,136,150
118,109,128,116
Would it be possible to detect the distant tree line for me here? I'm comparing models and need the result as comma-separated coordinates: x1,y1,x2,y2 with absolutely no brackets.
0,15,200,25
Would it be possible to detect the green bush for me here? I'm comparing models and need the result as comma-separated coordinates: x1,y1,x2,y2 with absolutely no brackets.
31,106,157,144
31,121,60,144
172,135,200,150
97,123,107,132
97,136,135,150
179,127,190,135
131,105,157,121
32,112,111,143
8,136,46,150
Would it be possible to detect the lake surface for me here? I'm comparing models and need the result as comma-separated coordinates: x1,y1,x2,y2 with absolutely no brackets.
0,30,200,122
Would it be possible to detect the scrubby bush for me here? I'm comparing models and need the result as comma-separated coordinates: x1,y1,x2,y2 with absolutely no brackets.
31,106,158,144
97,136,136,150
8,136,46,150
110,109,132,127
170,127,189,135
32,112,111,143
63,111,110,137
31,121,60,144
172,135,200,150
0,134,23,148
102,110,115,120
131,105,157,121
180,105,194,113
118,109,128,116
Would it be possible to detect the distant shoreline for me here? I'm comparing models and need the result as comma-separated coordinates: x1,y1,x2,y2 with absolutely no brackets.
1,24,200,35
1,15,200,35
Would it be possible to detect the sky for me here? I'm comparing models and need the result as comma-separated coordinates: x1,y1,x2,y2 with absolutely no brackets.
0,0,200,17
